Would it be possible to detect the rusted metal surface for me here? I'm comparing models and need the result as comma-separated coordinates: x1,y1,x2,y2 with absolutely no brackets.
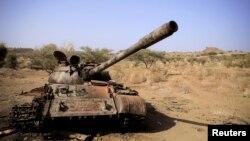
48,83,111,98
46,97,117,117
43,83,116,117
83,85,110,98
114,95,146,116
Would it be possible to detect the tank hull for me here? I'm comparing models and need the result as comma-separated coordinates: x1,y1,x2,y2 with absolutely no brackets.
43,83,146,118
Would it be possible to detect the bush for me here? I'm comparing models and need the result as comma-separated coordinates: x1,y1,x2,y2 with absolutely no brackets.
30,43,57,73
0,43,8,67
5,54,17,69
208,52,217,56
79,46,112,63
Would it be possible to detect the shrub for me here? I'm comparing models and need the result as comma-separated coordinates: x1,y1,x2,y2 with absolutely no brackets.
0,43,8,67
30,43,57,73
5,54,17,69
208,52,217,56
79,46,112,63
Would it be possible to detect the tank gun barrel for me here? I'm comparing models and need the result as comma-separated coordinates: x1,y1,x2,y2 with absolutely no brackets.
89,21,178,76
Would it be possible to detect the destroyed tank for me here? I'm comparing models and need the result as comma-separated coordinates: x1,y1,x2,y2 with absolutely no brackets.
9,21,178,130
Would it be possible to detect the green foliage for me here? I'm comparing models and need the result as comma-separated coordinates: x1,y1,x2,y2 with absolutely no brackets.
79,46,112,63
5,54,17,69
0,43,8,67
30,43,57,73
129,49,166,69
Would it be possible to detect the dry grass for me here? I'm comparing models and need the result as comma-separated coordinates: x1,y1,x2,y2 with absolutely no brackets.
109,55,250,99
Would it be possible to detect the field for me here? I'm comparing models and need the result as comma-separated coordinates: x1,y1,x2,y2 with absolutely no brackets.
0,50,250,141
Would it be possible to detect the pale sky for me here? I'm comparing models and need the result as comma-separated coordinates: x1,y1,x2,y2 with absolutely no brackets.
0,0,250,52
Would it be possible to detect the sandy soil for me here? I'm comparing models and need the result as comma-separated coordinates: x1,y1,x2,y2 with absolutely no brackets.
0,67,249,141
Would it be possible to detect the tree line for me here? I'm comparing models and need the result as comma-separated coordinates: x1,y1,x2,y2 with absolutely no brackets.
0,43,166,72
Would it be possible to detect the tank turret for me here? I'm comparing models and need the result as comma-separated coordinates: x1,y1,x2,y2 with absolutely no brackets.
49,21,178,84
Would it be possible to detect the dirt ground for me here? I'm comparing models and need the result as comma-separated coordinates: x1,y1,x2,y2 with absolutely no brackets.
0,66,249,141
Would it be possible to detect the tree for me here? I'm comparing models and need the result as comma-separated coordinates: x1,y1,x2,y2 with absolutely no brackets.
79,46,112,63
30,43,57,73
129,49,166,69
0,43,8,67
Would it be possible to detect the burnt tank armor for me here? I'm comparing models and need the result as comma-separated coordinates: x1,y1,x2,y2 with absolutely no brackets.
9,21,178,130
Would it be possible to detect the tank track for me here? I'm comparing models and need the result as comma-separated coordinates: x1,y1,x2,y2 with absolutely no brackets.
9,96,45,131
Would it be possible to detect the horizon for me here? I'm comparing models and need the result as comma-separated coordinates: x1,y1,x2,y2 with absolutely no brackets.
6,46,249,53
1,0,250,52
